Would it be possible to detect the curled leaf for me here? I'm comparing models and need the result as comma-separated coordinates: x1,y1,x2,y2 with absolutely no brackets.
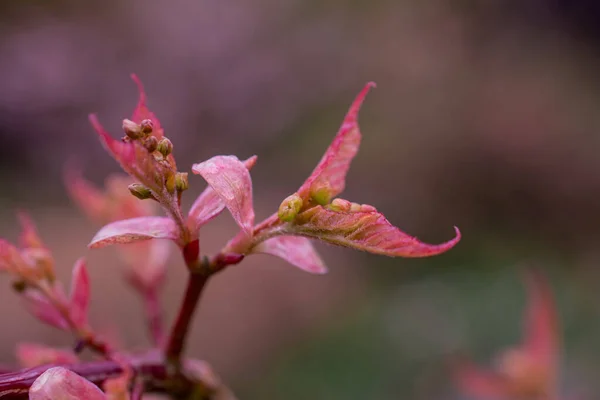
253,236,327,274
188,156,257,234
298,82,375,201
69,258,90,328
191,155,255,236
89,217,180,248
289,206,460,257
29,366,106,400
16,343,78,368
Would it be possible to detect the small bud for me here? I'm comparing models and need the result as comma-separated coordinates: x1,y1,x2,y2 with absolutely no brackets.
157,138,173,157
175,172,189,191
144,136,158,153
122,119,142,139
128,183,153,200
278,193,303,222
360,204,377,212
309,182,333,206
329,198,352,212
350,202,362,212
165,173,176,193
140,119,154,134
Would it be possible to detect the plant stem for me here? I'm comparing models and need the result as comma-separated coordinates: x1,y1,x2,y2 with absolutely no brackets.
164,272,209,367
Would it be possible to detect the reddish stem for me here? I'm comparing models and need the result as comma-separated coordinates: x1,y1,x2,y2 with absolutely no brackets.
164,272,208,366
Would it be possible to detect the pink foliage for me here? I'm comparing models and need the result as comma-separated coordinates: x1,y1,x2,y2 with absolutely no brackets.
29,367,106,400
89,216,180,248
191,155,255,236
16,343,78,368
254,236,327,274
69,258,90,329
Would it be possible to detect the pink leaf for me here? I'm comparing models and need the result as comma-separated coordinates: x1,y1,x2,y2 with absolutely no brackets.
23,290,69,331
452,358,512,399
29,366,106,400
17,212,45,249
89,115,161,191
522,269,559,377
298,82,375,201
191,155,255,236
16,343,78,368
130,74,164,139
64,166,110,224
69,258,90,328
89,217,180,249
254,236,327,274
188,155,257,233
289,206,460,257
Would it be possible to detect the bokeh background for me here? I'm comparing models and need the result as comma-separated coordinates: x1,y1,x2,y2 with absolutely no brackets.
1,0,600,398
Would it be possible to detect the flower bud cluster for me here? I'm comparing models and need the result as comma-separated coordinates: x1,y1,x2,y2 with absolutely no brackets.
120,118,188,198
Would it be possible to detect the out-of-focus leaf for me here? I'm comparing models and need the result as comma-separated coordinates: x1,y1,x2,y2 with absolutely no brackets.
69,258,90,328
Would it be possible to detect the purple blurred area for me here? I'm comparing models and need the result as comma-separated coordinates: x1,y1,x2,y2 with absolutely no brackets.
3,0,600,398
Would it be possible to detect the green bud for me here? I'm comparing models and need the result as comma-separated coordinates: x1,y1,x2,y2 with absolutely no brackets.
175,172,189,191
140,119,154,134
278,193,303,222
144,136,158,153
350,202,362,212
128,183,154,200
157,138,173,157
329,198,352,212
309,182,332,206
165,173,176,193
122,119,142,139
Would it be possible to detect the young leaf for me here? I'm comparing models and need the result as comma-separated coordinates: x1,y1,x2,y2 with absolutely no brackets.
69,258,90,328
64,167,111,224
17,212,45,250
89,216,179,248
188,155,257,233
29,366,106,400
297,82,375,202
89,115,161,192
253,236,327,274
16,343,78,368
0,239,22,273
130,74,164,139
22,290,69,331
191,155,255,236
289,206,460,257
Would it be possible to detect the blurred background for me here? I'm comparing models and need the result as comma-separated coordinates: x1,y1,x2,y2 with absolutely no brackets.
1,0,600,398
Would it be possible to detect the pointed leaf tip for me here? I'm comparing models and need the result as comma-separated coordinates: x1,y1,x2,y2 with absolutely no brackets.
69,258,90,328
290,207,460,258
254,236,327,274
298,83,374,201
89,216,179,248
191,155,255,236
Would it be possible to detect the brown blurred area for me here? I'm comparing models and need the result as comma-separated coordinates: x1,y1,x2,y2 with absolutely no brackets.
3,0,600,398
